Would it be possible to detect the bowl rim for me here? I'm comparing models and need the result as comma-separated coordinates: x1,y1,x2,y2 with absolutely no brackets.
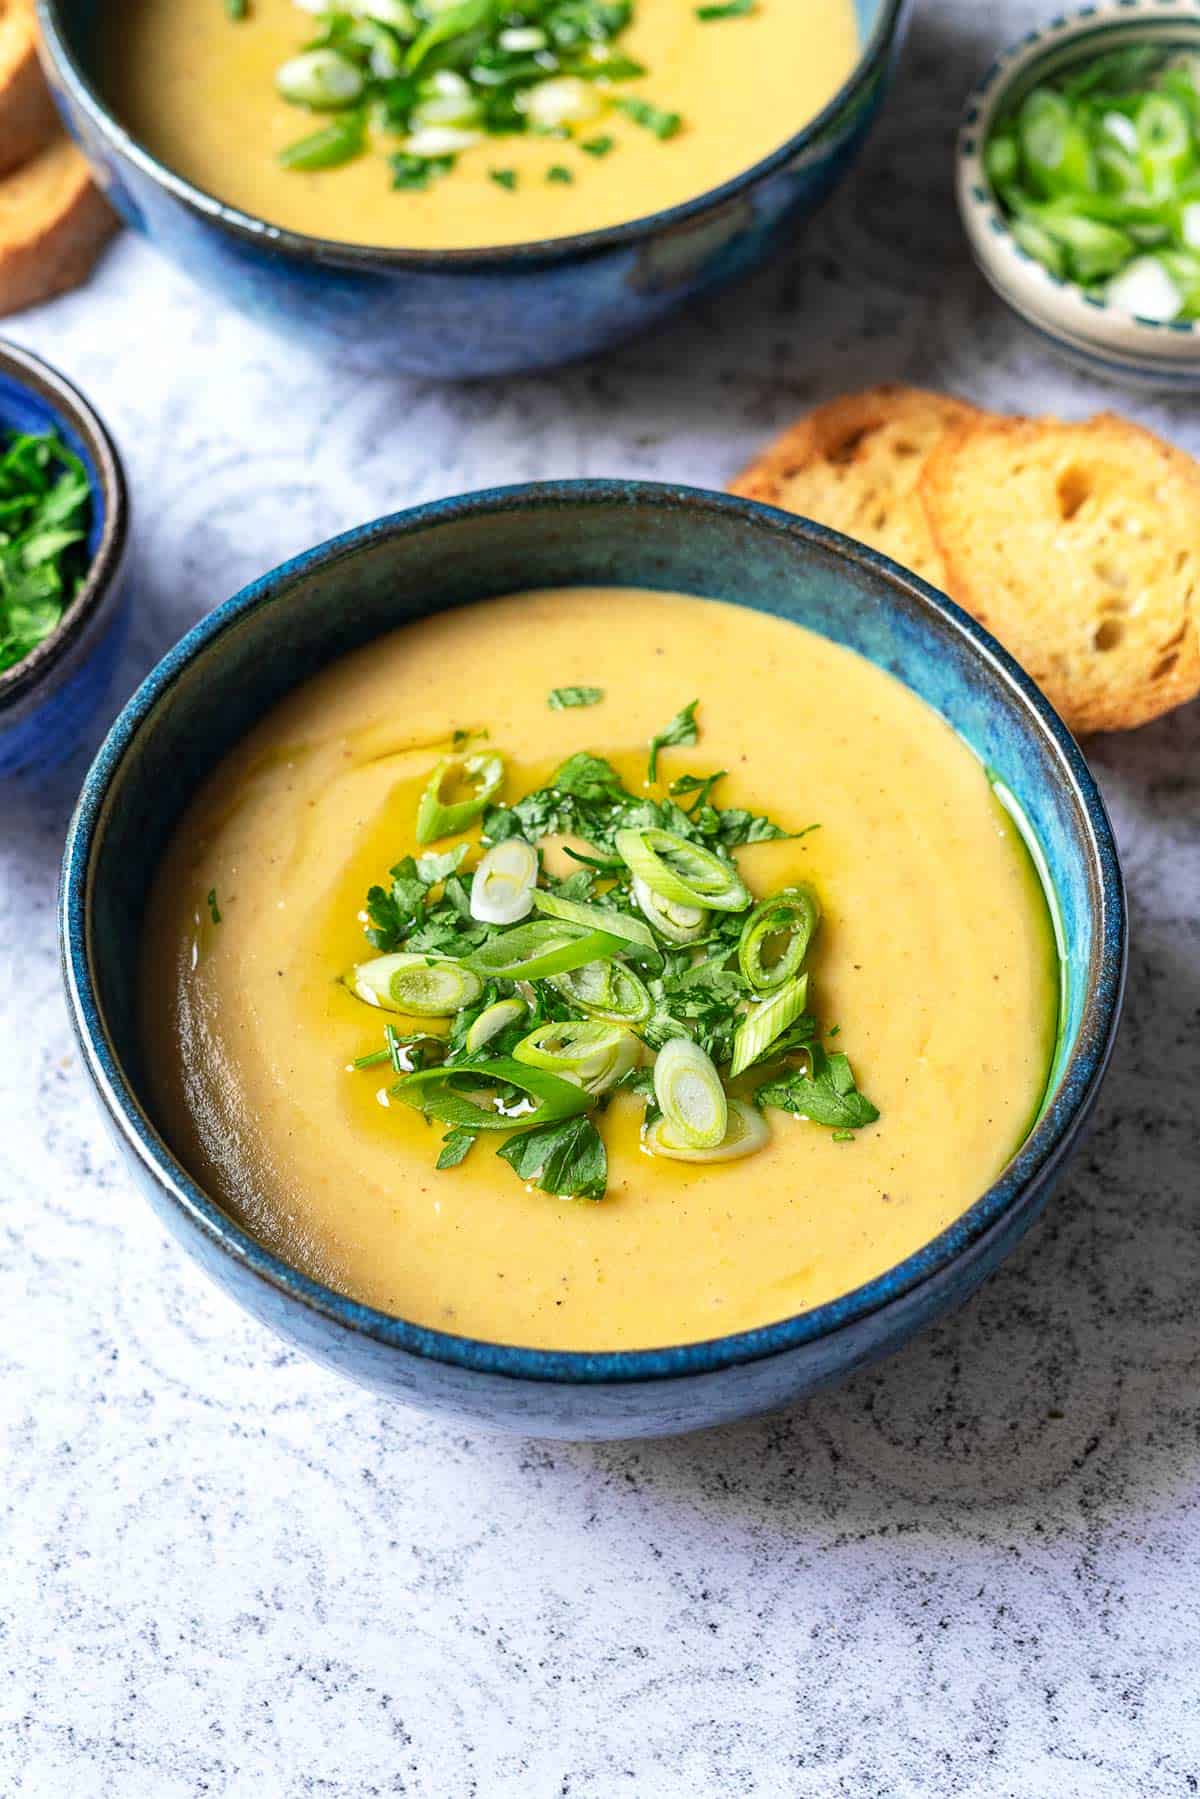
60,480,1127,1388
37,0,905,271
957,0,1200,353
0,337,129,714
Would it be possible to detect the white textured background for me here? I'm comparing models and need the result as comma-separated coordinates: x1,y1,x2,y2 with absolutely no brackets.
3,3,1200,1793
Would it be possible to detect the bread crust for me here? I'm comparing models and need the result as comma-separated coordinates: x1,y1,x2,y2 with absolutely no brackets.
730,385,983,588
0,132,117,317
0,0,57,178
921,413,1200,734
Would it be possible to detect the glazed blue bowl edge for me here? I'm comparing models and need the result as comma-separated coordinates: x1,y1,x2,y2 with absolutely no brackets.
37,0,909,376
0,338,130,778
60,482,1126,1439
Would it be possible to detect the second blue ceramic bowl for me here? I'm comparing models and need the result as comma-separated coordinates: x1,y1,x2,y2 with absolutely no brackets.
0,338,129,779
60,482,1125,1439
38,0,907,377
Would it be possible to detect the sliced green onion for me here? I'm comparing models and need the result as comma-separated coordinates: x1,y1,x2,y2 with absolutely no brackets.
514,1021,639,1094
392,1057,591,1131
532,889,660,963
464,996,526,1053
416,752,504,844
737,885,820,992
614,828,750,914
519,76,601,130
644,1098,770,1164
349,952,482,1015
1018,87,1095,197
1136,92,1193,192
729,973,810,1079
553,958,652,1024
466,921,629,982
652,1037,727,1149
631,875,707,944
471,839,538,925
1108,253,1183,319
278,115,366,171
277,49,365,109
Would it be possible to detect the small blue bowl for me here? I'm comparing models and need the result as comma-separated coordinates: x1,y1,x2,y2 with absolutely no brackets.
0,338,129,780
60,482,1125,1440
37,0,908,378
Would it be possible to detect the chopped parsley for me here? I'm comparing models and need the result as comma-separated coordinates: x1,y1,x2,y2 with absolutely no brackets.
263,1,667,193
0,429,92,678
497,1114,607,1200
549,685,604,709
390,151,456,190
615,96,682,140
347,706,875,1201
756,1048,880,1132
206,888,222,925
647,698,699,783
696,0,754,16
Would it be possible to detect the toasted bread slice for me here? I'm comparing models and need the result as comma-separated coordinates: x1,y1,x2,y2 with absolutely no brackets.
0,131,116,316
0,0,57,178
921,414,1200,734
730,386,984,588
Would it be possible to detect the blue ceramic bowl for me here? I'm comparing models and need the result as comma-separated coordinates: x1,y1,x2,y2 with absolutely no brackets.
37,0,908,378
60,482,1125,1440
0,339,129,779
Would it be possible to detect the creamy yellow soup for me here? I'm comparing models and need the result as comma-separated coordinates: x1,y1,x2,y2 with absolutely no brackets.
103,0,860,250
140,590,1058,1351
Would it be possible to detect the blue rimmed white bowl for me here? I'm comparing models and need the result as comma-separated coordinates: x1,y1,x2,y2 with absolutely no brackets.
60,482,1125,1440
957,1,1200,386
0,338,129,779
38,0,908,379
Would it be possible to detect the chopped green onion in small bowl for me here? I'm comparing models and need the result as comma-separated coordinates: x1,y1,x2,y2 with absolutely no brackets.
958,5,1200,385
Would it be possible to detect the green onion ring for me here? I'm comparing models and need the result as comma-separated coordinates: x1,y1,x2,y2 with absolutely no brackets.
737,885,821,992
614,827,750,913
514,1021,639,1094
392,1056,591,1131
729,972,810,1078
471,838,538,924
652,1037,727,1149
466,921,632,982
533,889,661,964
631,875,708,944
416,752,505,844
464,996,526,1053
644,1098,770,1164
553,958,652,1024
349,952,482,1016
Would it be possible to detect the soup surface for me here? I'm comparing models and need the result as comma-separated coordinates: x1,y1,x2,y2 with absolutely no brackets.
103,0,860,250
141,589,1058,1352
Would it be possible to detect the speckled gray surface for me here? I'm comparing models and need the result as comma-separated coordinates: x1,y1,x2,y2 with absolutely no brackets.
3,3,1199,1793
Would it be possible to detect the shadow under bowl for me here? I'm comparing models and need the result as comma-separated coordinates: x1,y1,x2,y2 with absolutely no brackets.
37,0,908,378
958,1,1200,387
60,482,1126,1439
0,337,130,779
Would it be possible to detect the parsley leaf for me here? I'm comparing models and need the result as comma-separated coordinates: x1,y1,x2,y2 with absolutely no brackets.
548,685,604,710
696,0,754,17
647,699,699,783
206,888,222,925
497,1115,608,1200
756,1047,879,1132
580,134,615,156
436,1128,477,1169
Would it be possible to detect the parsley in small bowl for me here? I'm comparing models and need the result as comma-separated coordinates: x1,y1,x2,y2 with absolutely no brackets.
0,339,129,778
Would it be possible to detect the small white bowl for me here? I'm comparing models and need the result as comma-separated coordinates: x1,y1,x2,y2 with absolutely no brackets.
957,1,1200,386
